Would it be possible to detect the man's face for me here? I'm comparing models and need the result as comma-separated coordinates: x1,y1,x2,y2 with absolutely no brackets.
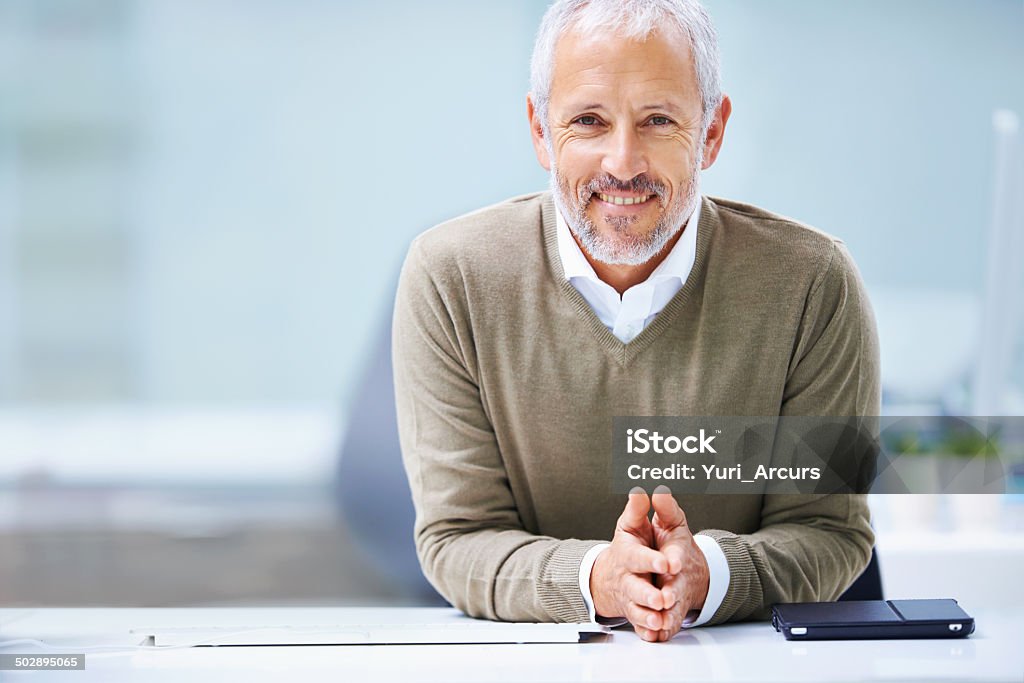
536,26,708,266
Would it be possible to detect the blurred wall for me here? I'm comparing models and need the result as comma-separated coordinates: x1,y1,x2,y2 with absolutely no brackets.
0,0,1021,409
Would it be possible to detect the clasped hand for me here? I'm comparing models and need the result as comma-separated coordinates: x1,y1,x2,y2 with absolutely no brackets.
590,486,710,642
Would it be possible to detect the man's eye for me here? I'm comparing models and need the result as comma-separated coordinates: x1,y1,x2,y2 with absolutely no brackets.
649,116,672,126
574,115,599,126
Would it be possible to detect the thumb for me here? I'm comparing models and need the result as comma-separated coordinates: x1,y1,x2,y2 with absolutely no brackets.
651,485,686,531
617,486,651,532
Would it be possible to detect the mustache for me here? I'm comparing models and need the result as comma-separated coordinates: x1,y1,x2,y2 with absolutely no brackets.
582,174,667,201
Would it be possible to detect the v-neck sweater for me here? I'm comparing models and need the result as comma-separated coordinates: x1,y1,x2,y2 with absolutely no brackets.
555,195,700,343
392,191,880,624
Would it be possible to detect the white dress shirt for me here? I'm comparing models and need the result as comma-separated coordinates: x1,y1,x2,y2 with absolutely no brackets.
556,198,730,627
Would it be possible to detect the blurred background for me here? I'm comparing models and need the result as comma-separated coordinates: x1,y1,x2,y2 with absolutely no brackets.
0,0,1022,609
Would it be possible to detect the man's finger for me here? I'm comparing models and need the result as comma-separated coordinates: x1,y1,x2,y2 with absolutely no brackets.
625,601,663,632
660,540,687,575
651,485,686,531
634,624,660,642
659,582,677,609
624,573,665,610
660,605,684,635
618,487,651,531
623,544,668,575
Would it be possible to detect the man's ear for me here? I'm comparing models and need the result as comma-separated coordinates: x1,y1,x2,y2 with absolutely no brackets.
527,94,552,171
701,94,732,170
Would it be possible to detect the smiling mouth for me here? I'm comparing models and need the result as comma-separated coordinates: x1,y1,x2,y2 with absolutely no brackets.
595,192,654,206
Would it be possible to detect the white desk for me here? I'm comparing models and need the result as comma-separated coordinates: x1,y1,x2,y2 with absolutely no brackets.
1,607,1021,682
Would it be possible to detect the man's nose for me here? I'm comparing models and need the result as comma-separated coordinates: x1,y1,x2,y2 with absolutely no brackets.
600,126,648,181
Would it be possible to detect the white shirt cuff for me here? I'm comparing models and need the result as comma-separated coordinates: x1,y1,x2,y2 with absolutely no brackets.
579,543,615,623
682,534,730,628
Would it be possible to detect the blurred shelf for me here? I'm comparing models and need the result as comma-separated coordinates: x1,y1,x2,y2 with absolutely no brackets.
0,405,343,485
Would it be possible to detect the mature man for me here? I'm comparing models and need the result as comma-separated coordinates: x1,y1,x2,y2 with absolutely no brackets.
393,0,878,642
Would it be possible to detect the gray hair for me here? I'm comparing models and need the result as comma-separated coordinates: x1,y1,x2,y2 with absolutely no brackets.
529,0,722,138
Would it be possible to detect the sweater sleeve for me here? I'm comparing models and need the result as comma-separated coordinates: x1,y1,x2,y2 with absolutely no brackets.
697,239,880,624
392,239,600,623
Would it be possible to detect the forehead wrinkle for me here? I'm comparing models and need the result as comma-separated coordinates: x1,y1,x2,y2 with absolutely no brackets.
557,77,695,98
551,63,699,110
558,57,691,81
571,76,688,90
556,84,697,117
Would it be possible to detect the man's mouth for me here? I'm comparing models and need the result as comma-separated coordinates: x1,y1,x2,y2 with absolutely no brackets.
595,192,655,206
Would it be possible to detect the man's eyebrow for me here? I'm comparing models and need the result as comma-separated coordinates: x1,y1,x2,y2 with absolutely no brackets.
563,102,686,114
640,103,684,114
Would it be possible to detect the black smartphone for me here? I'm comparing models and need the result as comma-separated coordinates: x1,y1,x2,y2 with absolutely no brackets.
771,599,975,640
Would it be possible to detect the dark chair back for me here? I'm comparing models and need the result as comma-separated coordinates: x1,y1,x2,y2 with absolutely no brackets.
838,547,883,601
335,312,447,604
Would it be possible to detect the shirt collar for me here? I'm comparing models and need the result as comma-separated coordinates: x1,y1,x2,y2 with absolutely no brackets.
556,194,702,285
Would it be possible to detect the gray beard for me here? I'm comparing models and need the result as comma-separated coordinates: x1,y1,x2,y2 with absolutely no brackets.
550,161,701,267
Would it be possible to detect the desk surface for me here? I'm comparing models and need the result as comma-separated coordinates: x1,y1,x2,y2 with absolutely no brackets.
1,607,1022,682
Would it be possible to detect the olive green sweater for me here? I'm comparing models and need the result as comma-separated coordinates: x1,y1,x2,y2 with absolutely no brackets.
392,192,879,624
